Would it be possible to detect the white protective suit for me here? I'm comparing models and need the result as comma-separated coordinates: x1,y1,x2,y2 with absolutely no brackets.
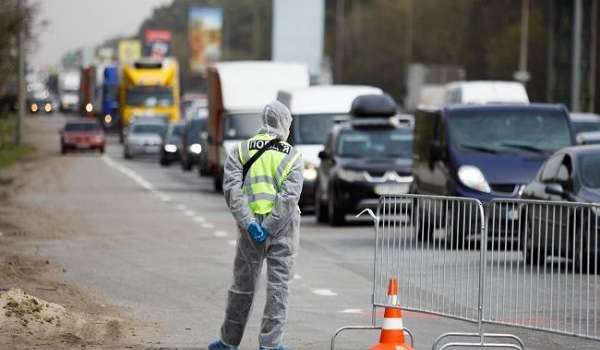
220,101,303,348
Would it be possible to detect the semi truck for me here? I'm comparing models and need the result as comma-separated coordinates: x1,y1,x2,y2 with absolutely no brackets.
58,70,81,113
101,65,119,129
205,61,309,191
118,58,180,140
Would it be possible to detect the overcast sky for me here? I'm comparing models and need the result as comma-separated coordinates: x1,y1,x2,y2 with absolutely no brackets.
31,0,172,69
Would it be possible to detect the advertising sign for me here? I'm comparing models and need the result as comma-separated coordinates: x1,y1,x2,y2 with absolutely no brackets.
118,40,142,64
144,29,172,59
188,6,223,74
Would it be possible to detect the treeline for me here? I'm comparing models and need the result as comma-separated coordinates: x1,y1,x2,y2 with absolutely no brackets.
0,0,36,114
133,0,556,104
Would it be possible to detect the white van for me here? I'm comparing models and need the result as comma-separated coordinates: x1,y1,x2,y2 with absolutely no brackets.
205,61,309,190
277,85,383,209
444,81,529,105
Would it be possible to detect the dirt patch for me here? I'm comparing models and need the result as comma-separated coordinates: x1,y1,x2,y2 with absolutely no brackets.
0,117,157,349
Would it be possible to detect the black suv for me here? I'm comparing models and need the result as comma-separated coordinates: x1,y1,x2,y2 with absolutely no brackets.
314,94,413,226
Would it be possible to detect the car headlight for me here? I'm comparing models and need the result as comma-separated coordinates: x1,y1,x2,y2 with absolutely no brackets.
30,103,38,112
44,103,52,112
189,143,202,154
85,103,93,113
337,168,366,183
458,165,491,193
164,144,177,153
303,163,317,181
104,114,112,124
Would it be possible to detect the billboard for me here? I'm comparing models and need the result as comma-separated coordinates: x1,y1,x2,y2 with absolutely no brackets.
144,29,172,59
188,6,223,74
118,40,142,64
272,0,324,77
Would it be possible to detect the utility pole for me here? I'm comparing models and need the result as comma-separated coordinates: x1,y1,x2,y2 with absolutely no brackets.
588,0,598,112
571,0,583,112
405,0,413,68
334,0,345,82
15,0,26,146
515,0,531,83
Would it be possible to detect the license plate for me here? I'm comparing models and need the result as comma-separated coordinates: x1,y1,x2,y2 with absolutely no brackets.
375,184,409,195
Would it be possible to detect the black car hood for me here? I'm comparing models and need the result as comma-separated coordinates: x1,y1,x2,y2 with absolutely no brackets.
338,157,413,174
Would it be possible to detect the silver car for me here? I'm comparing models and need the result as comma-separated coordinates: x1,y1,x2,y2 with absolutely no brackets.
123,121,167,159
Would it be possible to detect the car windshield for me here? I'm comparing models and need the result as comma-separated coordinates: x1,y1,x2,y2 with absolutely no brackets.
337,128,413,158
166,124,184,142
126,87,174,107
572,121,600,134
132,124,166,135
224,113,262,140
187,118,207,142
580,153,600,188
65,123,100,132
447,110,572,154
292,114,349,145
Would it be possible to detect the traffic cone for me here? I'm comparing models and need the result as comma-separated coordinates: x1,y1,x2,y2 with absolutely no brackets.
369,278,413,350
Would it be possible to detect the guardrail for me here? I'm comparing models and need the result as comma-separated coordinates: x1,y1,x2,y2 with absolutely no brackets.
331,194,600,349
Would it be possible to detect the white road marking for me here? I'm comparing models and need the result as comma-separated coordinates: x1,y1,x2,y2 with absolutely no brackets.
102,156,154,191
213,231,228,237
312,289,337,297
176,204,187,211
339,309,364,314
156,193,172,202
185,210,196,216
202,223,215,229
193,216,205,223
293,274,302,280
227,240,237,246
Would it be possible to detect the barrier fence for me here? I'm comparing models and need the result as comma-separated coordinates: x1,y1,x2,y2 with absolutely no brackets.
331,194,600,349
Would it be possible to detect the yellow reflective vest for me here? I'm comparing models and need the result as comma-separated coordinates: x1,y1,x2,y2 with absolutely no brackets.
238,134,301,215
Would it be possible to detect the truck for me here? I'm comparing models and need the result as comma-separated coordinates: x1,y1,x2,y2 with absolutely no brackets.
101,65,119,129
79,66,96,117
118,58,180,140
205,61,309,191
58,70,81,113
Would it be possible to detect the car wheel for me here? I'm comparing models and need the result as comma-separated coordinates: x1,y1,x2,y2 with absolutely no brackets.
123,147,132,159
521,215,543,266
213,172,223,192
99,146,105,154
61,144,67,155
574,223,597,274
160,157,170,167
315,184,328,223
181,156,192,171
327,188,345,226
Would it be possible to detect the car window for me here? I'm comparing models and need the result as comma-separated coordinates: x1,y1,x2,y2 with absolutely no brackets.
65,123,100,132
580,153,600,188
336,128,413,158
132,124,166,135
540,153,565,182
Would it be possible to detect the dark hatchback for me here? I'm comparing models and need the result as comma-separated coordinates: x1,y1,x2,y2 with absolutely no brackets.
520,145,600,272
315,119,414,226
180,117,207,171
412,104,575,244
160,122,185,166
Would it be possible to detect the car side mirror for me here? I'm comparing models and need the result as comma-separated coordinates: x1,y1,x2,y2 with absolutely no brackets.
545,183,568,199
318,150,330,160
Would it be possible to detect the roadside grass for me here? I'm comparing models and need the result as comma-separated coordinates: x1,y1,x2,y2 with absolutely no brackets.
0,115,34,169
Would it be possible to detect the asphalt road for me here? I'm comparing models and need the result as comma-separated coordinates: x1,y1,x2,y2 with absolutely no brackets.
26,114,599,349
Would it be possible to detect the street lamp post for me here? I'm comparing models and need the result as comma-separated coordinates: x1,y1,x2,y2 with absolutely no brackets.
571,0,583,112
515,0,531,84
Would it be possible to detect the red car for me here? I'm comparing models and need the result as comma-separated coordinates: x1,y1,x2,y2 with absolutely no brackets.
60,119,105,154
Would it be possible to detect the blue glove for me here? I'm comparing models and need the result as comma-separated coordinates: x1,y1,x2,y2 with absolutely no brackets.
247,221,268,243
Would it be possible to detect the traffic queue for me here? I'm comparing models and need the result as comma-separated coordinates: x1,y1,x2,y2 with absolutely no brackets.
59,59,600,235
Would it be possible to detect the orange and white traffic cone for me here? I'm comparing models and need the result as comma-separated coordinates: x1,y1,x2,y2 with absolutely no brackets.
369,278,413,350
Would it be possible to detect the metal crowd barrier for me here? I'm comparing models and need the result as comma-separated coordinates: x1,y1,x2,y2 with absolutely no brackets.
484,199,600,340
331,194,600,349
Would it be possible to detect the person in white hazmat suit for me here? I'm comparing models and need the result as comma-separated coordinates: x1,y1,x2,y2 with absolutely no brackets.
209,101,303,350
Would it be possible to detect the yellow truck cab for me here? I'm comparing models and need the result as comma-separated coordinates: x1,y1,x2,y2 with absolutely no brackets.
119,59,180,139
